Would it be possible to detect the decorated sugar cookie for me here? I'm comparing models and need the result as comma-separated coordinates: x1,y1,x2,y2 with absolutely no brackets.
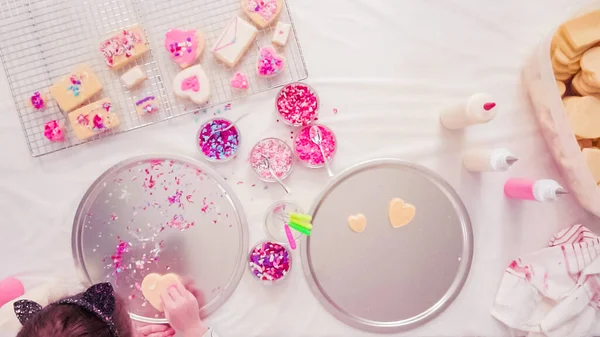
230,72,249,90
212,16,257,68
164,29,205,68
43,120,64,142
257,46,285,77
68,98,120,140
272,21,291,47
173,65,211,104
135,96,160,116
100,25,149,70
140,273,181,311
29,91,47,111
241,0,284,28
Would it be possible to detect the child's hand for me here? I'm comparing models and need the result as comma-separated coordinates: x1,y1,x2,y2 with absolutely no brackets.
136,324,176,337
160,283,208,336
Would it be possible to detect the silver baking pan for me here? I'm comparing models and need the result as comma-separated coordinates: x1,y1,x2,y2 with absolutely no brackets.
300,158,473,333
72,154,248,323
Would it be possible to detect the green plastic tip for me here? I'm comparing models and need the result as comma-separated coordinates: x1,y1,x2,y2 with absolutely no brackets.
290,212,312,223
288,221,311,236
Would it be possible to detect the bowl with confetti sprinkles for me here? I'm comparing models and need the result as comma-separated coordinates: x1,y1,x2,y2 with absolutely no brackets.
248,241,291,285
249,138,294,182
294,124,337,168
275,82,319,127
197,118,240,162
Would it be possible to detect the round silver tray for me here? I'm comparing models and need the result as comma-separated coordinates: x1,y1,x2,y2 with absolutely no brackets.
300,159,473,333
72,154,248,323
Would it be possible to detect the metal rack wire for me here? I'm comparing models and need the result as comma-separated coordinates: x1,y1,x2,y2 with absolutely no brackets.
0,0,308,157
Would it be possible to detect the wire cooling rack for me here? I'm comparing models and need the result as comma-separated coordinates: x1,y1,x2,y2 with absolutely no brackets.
0,0,308,157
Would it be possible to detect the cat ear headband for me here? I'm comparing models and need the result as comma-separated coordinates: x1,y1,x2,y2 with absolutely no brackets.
13,282,119,337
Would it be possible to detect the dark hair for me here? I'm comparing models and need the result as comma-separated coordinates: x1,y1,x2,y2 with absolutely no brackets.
16,294,132,337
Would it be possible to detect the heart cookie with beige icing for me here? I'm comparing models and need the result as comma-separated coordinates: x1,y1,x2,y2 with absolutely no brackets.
348,214,367,233
388,198,416,228
141,273,181,311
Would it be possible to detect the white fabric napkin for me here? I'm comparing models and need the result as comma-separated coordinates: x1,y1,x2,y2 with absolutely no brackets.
492,224,600,337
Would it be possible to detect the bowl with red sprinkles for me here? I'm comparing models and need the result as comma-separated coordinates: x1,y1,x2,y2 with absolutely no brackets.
248,241,291,285
275,82,319,127
197,118,240,162
294,124,337,168
249,138,294,182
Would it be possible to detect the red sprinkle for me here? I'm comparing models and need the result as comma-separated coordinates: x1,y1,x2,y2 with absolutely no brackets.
276,83,319,126
483,102,496,111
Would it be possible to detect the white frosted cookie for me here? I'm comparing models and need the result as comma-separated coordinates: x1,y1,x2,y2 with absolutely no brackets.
272,21,291,46
164,29,205,69
583,148,600,183
212,16,257,67
141,273,181,312
173,64,211,104
120,66,147,89
567,96,600,138
241,0,283,28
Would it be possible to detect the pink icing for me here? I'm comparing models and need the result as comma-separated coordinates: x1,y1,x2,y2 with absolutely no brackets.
44,120,64,142
230,72,249,89
181,76,200,92
164,29,199,67
257,46,284,77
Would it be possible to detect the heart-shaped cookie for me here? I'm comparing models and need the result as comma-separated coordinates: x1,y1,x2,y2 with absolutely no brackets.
173,65,211,104
140,273,181,311
241,0,284,28
165,29,205,69
257,46,285,77
230,71,249,89
388,198,416,228
348,214,367,233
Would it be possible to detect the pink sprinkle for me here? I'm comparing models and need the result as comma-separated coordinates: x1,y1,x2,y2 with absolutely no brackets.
237,181,244,185
483,102,496,111
249,138,293,181
333,108,338,114
294,125,337,167
43,120,64,142
276,83,319,126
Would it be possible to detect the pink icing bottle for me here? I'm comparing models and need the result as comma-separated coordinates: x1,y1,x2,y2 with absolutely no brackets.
504,178,567,202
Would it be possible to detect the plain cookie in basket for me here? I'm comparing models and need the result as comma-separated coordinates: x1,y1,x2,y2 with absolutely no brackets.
556,80,566,96
583,148,600,184
561,10,600,51
567,96,600,139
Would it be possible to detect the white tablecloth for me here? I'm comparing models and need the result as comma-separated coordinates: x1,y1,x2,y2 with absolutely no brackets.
2,0,600,336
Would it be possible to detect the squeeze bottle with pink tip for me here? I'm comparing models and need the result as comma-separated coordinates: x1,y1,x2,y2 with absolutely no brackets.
504,178,567,202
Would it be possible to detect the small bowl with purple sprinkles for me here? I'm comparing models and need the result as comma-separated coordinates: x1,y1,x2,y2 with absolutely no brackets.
248,241,292,285
197,117,240,163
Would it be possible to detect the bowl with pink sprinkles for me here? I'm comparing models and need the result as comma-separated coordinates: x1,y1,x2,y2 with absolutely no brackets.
248,241,291,285
249,138,294,182
294,124,337,168
197,117,240,162
275,82,319,127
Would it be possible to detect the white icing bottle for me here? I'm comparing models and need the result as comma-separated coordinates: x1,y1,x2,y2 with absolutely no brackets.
504,178,568,202
440,93,498,129
463,148,518,172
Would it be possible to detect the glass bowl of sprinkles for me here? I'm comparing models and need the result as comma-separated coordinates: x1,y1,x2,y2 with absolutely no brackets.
264,200,303,244
294,124,337,168
248,241,292,285
275,82,319,127
197,117,240,162
249,138,294,182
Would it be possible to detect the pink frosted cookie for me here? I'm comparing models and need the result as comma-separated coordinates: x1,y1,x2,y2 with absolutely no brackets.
231,72,249,90
257,46,285,77
44,120,64,142
164,29,205,69
29,91,47,111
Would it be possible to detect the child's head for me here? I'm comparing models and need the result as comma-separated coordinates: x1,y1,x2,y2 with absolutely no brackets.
14,283,132,337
